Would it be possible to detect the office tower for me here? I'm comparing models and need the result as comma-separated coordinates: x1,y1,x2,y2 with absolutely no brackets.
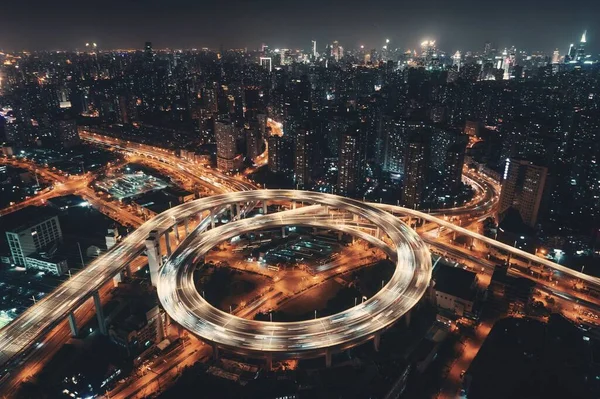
576,31,587,61
215,120,241,172
4,207,67,275
499,159,548,227
259,57,272,72
268,135,294,175
567,43,576,61
243,87,261,119
331,41,343,62
311,40,317,58
337,128,364,197
402,132,429,209
294,126,322,190
552,49,561,64
452,51,462,71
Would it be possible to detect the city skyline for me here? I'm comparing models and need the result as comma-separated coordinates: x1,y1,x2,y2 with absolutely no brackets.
0,0,598,53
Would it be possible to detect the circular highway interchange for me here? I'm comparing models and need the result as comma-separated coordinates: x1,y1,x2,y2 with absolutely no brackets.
157,190,432,361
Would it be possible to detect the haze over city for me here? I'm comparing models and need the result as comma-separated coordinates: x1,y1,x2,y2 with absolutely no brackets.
0,0,598,52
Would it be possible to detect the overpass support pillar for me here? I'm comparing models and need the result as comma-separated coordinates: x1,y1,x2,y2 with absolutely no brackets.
262,201,268,215
405,309,412,327
210,210,216,229
93,291,107,335
145,231,163,287
353,213,359,222
292,200,296,210
337,232,343,241
374,332,381,352
281,226,286,238
165,230,172,257
112,272,123,288
265,354,273,370
68,312,79,337
230,204,236,220
184,217,189,236
325,349,333,368
236,203,242,219
212,343,220,360
173,223,180,242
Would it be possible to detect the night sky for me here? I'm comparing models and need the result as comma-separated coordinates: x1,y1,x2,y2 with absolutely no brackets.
0,0,597,53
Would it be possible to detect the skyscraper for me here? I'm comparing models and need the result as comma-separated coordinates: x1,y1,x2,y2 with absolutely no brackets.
245,126,262,161
144,42,154,63
259,57,272,72
215,120,241,172
331,41,343,62
337,128,364,197
442,142,467,195
383,117,409,176
403,132,430,209
268,135,294,175
499,159,548,227
294,126,322,190
576,31,587,61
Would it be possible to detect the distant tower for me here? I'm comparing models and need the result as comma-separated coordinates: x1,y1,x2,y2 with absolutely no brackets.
259,57,272,72
484,41,491,56
144,41,154,62
552,49,560,64
576,30,587,61
567,43,576,61
311,40,317,58
331,41,343,61
452,51,462,71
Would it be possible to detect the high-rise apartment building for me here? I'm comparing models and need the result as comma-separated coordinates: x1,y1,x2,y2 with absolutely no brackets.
268,135,294,175
215,120,241,172
245,126,262,161
402,132,430,209
442,142,467,195
337,129,362,197
294,127,322,190
499,159,548,227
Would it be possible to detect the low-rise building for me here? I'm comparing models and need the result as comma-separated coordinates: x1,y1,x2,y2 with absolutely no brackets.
108,291,167,357
431,264,478,318
2,206,66,274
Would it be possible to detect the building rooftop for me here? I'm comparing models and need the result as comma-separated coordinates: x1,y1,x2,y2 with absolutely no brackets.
433,264,477,302
163,186,194,199
47,194,87,210
0,205,59,233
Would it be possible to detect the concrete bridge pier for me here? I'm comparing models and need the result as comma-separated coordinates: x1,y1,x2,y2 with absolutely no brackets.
165,230,172,256
374,332,381,352
93,291,107,335
325,349,333,368
145,230,162,286
68,312,79,337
